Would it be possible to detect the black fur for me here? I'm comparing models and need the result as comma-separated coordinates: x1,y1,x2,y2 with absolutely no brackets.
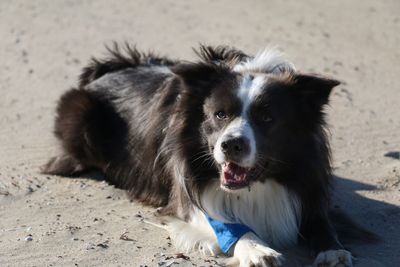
194,44,249,67
79,42,177,88
43,44,377,259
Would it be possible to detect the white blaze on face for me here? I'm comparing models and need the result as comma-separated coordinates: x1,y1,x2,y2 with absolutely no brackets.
213,75,266,167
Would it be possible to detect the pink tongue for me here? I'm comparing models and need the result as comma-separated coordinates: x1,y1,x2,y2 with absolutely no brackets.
223,162,248,184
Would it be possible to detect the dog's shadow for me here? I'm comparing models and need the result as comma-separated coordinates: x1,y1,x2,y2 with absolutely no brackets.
281,175,399,267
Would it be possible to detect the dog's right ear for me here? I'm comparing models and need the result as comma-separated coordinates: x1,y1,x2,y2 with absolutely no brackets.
293,74,340,108
171,63,229,90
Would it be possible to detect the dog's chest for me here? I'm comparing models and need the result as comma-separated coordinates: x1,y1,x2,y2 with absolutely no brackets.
201,180,300,248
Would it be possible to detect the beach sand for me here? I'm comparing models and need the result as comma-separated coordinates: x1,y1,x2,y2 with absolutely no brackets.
0,0,399,266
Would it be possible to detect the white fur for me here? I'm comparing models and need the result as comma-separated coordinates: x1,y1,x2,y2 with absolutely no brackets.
213,117,256,167
159,180,299,266
313,250,353,267
213,49,295,168
232,232,282,267
164,211,221,256
201,180,301,248
238,74,266,109
213,75,265,168
147,213,221,256
233,48,295,74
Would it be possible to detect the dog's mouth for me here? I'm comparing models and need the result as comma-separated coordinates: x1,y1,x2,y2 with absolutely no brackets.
221,162,255,190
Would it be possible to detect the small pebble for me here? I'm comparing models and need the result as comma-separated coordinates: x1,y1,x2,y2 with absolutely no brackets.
97,243,109,249
25,235,33,241
85,243,96,250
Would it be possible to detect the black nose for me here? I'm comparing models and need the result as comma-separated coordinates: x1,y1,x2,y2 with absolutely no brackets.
221,137,250,160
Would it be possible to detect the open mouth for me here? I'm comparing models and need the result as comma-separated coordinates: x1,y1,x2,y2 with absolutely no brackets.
221,162,255,190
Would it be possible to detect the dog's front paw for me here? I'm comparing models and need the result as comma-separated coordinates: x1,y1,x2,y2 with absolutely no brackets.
313,249,352,267
236,246,282,267
233,233,282,267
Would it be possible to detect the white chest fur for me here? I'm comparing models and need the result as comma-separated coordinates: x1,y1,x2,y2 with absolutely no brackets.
200,180,301,248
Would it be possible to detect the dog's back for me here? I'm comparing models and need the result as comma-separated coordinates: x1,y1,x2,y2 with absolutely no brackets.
43,44,179,206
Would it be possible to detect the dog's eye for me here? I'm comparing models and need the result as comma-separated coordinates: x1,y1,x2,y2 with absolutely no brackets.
261,114,272,123
215,110,228,120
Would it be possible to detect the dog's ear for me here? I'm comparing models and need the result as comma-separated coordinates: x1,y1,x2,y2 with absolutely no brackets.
293,74,340,108
171,63,229,90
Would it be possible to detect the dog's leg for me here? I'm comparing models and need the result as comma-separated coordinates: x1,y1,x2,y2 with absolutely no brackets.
230,232,282,267
42,89,128,176
148,214,221,256
42,154,86,176
303,212,353,267
312,249,352,267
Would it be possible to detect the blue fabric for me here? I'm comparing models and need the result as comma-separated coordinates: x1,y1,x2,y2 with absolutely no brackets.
206,215,252,254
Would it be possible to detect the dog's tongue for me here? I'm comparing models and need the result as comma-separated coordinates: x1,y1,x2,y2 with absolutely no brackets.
222,162,250,188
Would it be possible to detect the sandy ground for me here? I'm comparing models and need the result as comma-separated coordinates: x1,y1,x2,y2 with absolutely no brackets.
1,0,399,266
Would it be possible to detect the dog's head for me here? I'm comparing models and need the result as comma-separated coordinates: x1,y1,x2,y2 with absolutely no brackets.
172,47,339,193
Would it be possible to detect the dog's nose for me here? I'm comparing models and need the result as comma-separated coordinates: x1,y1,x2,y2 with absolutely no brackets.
221,137,250,160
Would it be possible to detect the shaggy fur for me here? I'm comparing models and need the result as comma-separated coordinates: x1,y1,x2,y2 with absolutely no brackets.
43,44,376,266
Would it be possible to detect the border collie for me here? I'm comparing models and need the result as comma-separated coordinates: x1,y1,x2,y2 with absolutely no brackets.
43,44,372,266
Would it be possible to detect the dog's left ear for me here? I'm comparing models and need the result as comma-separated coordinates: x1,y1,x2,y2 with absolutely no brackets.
293,74,340,108
171,63,229,90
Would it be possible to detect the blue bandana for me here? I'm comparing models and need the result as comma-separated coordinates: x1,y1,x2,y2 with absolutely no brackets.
206,215,252,254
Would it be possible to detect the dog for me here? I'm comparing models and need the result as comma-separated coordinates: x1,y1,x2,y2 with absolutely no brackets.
43,44,374,266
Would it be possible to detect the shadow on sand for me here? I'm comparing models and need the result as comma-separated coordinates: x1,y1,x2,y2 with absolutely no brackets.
283,175,399,267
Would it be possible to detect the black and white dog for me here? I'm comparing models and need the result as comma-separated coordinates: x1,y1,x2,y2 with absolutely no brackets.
44,44,371,266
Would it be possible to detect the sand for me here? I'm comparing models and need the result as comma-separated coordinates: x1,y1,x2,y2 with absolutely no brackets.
0,0,399,266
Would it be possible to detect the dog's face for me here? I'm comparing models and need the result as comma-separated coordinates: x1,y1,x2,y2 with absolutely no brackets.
200,72,339,192
173,56,339,192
